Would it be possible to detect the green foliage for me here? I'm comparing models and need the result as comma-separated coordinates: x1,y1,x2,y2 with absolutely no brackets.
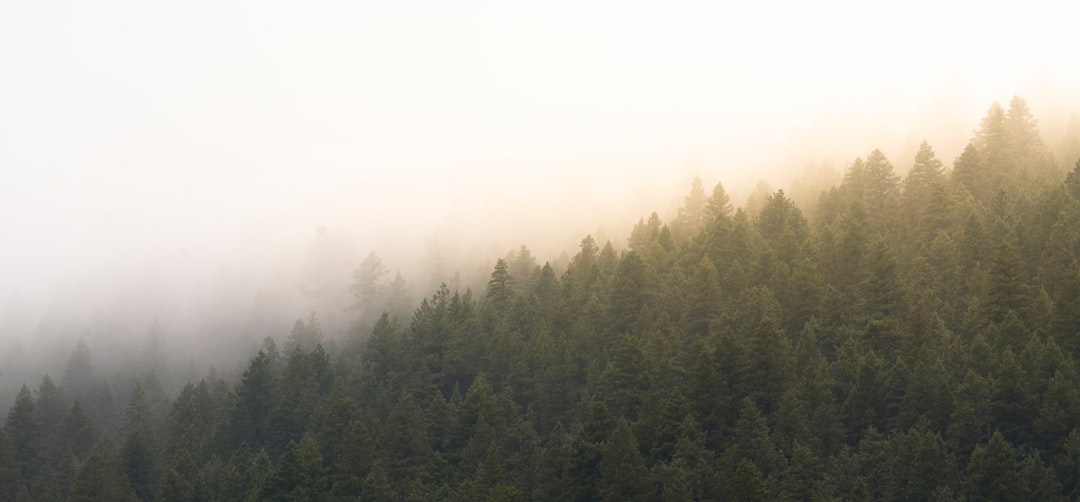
966,431,1025,501
9,96,1080,499
598,419,652,501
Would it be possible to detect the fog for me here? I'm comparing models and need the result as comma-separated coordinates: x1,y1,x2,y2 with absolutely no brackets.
3,0,1080,393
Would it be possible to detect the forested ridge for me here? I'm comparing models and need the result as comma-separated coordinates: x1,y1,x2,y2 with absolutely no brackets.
6,97,1080,501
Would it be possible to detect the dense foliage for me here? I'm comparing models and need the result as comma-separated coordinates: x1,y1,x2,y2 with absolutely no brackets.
6,97,1080,500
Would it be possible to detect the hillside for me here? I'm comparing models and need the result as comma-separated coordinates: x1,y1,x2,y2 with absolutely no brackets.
6,96,1080,500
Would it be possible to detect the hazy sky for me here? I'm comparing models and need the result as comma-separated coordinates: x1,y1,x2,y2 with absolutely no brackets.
2,0,1080,325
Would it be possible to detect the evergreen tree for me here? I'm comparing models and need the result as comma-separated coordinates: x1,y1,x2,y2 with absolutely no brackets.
608,251,651,334
231,349,279,449
705,180,734,224
120,384,157,501
731,459,770,501
965,431,1025,501
0,427,20,501
597,419,652,501
683,256,721,338
672,176,709,242
978,241,1031,330
69,453,138,502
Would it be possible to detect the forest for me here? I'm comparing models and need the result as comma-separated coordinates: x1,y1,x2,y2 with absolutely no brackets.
5,96,1080,501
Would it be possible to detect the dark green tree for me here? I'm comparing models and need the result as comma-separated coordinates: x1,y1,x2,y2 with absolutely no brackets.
5,384,39,485
597,419,652,501
965,431,1025,501
69,453,138,502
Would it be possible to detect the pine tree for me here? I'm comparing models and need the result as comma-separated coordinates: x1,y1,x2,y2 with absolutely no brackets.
731,459,769,501
608,251,651,334
683,256,721,338
120,384,157,501
780,440,822,501
965,431,1025,501
231,349,279,449
380,393,432,483
220,443,258,502
672,176,709,242
755,190,809,265
706,180,734,224
598,419,652,501
978,241,1030,330
0,427,21,501
6,384,39,487
486,258,515,315
62,400,95,460
953,142,984,199
69,453,138,502
739,315,793,414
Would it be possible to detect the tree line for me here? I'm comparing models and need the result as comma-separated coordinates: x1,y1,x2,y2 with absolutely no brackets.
4,96,1080,500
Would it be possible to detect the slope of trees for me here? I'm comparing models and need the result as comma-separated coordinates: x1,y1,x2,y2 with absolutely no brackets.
5,97,1080,500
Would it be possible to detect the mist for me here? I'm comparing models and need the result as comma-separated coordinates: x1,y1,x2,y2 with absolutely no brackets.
3,0,1080,403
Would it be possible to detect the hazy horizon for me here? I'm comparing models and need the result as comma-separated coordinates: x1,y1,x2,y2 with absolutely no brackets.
3,0,1080,361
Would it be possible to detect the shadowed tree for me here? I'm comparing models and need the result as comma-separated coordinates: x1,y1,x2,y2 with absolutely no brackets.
608,251,651,334
69,453,137,502
6,384,38,488
978,241,1030,331
965,431,1025,501
598,419,652,501
684,256,721,338
0,427,21,501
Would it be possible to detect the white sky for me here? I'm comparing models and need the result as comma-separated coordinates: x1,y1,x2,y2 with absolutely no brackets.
2,0,1080,322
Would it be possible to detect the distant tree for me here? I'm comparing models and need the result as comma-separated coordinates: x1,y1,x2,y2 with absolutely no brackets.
157,448,208,502
863,148,901,219
732,397,783,479
952,142,984,198
508,245,538,294
284,313,323,354
359,462,396,502
69,454,137,502
598,419,652,501
1004,96,1058,186
856,237,906,323
906,141,947,201
329,418,376,496
739,316,794,414
380,394,432,483
731,458,770,501
568,401,614,501
120,384,157,501
220,443,258,502
978,241,1031,330
63,338,96,403
258,436,324,502
756,190,809,265
684,256,721,338
891,428,956,500
705,180,735,224
62,400,95,459
906,141,950,240
599,335,650,420
6,384,39,486
965,431,1025,501
230,349,279,449
267,344,332,453
352,251,389,315
486,258,515,314
672,177,709,242
0,427,21,501
608,251,651,334
780,440,823,501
